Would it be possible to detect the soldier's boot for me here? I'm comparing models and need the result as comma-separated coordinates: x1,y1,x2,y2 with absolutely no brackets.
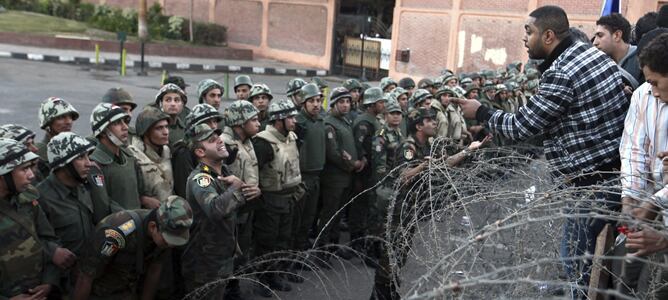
225,278,244,300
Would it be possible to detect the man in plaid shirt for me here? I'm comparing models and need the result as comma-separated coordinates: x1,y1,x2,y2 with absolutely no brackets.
458,5,628,294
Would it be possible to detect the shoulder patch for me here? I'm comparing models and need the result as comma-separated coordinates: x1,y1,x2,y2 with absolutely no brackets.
92,174,105,187
327,131,334,139
101,228,125,257
118,219,136,236
404,149,414,160
193,173,214,188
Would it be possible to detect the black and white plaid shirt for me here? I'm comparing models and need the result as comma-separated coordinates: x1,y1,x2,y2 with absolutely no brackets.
476,36,629,178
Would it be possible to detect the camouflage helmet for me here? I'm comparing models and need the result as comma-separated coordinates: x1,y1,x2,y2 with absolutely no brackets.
464,84,481,96
267,99,298,122
360,82,372,94
433,75,445,88
234,75,253,91
329,87,352,107
409,89,433,107
495,84,508,93
196,79,224,103
0,124,36,144
453,86,466,98
391,87,408,99
155,83,188,106
363,87,385,105
526,79,540,91
398,77,416,89
248,84,273,101
434,86,458,99
460,77,473,85
482,80,496,92
186,123,223,145
343,78,363,91
156,195,193,246
525,68,540,80
38,97,80,130
407,107,437,131
224,100,259,126
136,106,170,137
186,103,222,128
286,78,308,96
163,76,188,91
102,87,137,110
469,72,482,80
379,77,397,91
47,132,95,170
385,98,402,113
0,138,39,176
443,75,458,85
90,103,131,137
506,81,521,91
440,69,454,76
311,77,328,90
417,78,434,89
300,83,322,102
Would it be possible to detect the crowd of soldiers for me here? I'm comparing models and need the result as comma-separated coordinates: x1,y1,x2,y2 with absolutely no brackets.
0,59,539,300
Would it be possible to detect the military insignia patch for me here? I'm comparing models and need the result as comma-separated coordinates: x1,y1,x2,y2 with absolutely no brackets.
118,220,136,236
327,132,334,139
92,174,105,187
404,149,414,160
101,228,125,256
100,241,118,257
193,173,213,188
375,144,382,152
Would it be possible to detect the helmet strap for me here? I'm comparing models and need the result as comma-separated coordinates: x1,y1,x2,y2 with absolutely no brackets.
104,129,125,147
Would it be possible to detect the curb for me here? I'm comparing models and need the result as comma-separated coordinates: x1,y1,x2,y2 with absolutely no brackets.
0,50,328,77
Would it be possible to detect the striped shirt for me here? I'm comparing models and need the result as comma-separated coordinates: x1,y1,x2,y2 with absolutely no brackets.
477,37,628,178
619,83,668,208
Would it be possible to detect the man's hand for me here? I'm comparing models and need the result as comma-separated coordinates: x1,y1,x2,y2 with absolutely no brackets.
626,227,668,256
353,159,367,173
452,98,482,119
140,196,161,209
28,284,51,300
468,134,492,151
220,175,244,189
241,184,261,200
10,293,44,300
53,247,76,269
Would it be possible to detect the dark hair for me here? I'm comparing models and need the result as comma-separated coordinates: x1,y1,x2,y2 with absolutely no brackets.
569,27,592,46
635,12,658,43
639,33,668,75
529,6,570,40
596,13,631,43
659,5,668,28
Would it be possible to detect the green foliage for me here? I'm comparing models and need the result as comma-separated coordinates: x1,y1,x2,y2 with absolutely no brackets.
190,22,227,46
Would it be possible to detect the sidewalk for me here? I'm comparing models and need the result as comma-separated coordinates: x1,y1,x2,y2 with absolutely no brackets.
0,43,328,76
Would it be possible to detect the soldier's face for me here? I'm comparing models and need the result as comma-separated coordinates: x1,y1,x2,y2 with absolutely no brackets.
118,104,134,119
107,118,129,143
235,85,250,100
283,116,297,132
243,116,260,136
524,18,548,59
202,133,228,160
440,94,451,106
204,118,219,130
161,93,184,116
10,162,35,193
447,80,458,87
204,88,223,110
147,120,170,146
383,85,397,93
334,98,351,114
148,221,169,249
71,153,93,179
398,94,408,110
251,95,270,112
467,90,479,99
374,101,385,114
350,89,361,103
486,90,495,99
50,114,74,135
24,138,38,153
386,111,402,127
421,118,437,137
304,96,322,117
418,98,432,109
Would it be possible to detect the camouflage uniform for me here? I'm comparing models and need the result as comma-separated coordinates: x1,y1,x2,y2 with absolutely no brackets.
90,103,144,209
0,138,61,298
182,124,246,294
0,124,39,183
343,79,364,120
286,78,308,107
379,77,398,93
234,75,253,100
101,88,139,143
154,83,188,146
36,97,79,183
76,197,192,299
432,86,467,142
162,76,192,139
248,84,274,131
196,79,224,108
128,107,174,203
409,89,433,109
390,88,409,136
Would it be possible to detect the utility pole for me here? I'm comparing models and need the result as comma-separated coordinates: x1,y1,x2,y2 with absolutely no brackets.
137,0,148,75
189,0,194,42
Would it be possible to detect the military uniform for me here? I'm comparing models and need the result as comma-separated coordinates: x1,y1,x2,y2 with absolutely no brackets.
369,123,403,238
248,84,274,131
153,83,188,147
91,143,144,209
432,86,467,143
35,97,80,183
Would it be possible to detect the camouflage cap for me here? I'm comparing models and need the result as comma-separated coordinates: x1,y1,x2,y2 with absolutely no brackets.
342,78,362,91
234,75,253,90
363,87,385,105
267,99,298,121
398,77,415,89
286,78,308,96
38,97,80,129
311,77,328,89
47,132,95,170
328,87,352,107
409,89,433,108
186,103,222,129
196,79,224,103
224,100,259,126
407,107,437,131
385,98,402,113
185,123,222,143
135,106,170,137
0,124,36,144
163,76,189,90
417,78,434,89
157,195,193,247
379,77,397,91
102,87,137,110
0,138,39,176
248,84,273,101
90,103,131,137
155,83,188,106
300,83,322,102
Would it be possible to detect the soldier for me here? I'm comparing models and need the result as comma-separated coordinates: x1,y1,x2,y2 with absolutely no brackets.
343,79,364,118
196,79,224,110
432,86,469,144
0,138,61,299
72,196,192,300
349,87,385,260
390,87,410,136
379,77,398,93
234,75,253,100
311,76,328,95
38,132,119,291
154,83,188,146
397,77,416,98
36,97,79,182
162,76,192,136
479,80,497,109
173,103,222,198
370,109,489,299
507,81,527,107
181,123,249,296
128,107,173,207
0,124,40,179
524,79,540,98
220,100,262,298
286,78,308,107
470,72,483,87
464,84,481,100
443,74,459,87
318,87,364,263
101,88,139,144
248,84,274,131
409,88,434,109
90,103,144,209
252,99,305,295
